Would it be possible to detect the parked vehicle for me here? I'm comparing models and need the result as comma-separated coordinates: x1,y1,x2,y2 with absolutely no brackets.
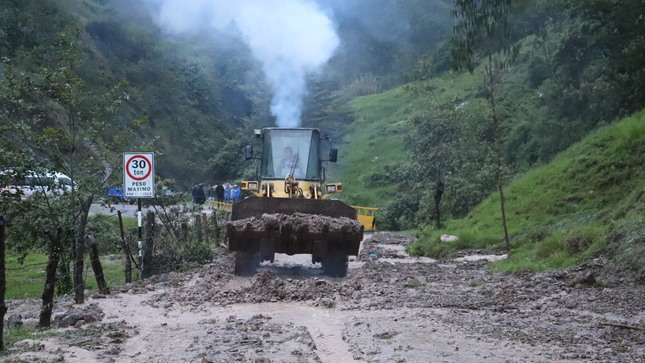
0,169,74,198
107,186,135,204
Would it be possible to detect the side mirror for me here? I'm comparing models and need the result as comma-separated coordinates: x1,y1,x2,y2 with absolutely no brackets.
244,145,253,160
329,148,338,163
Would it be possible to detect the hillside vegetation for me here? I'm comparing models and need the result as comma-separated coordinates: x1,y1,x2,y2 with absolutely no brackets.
334,88,414,208
411,110,645,281
334,0,645,282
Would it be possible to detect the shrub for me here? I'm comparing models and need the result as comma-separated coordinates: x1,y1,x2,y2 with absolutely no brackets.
346,74,382,97
86,214,123,254
180,241,214,265
376,195,420,231
603,221,645,283
563,225,606,256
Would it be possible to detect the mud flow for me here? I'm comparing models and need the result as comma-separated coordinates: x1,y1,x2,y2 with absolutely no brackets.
4,232,644,362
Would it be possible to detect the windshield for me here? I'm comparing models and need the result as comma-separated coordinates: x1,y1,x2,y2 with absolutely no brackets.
261,129,321,180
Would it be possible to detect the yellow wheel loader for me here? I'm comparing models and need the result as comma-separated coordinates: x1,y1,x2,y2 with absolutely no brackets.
227,127,363,277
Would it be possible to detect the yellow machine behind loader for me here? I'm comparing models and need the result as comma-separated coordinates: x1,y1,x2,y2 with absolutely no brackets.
227,127,363,277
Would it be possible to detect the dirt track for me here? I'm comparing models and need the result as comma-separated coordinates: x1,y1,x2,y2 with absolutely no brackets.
4,232,645,362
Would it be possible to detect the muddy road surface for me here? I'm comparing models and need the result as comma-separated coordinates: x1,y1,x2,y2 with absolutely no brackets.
4,232,644,362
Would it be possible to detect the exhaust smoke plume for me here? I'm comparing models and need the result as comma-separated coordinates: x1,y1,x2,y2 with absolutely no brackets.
147,0,339,127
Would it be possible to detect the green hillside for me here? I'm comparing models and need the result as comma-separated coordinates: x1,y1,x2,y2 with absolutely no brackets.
410,110,645,281
334,88,414,208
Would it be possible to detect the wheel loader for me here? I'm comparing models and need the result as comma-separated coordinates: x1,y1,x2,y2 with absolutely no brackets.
227,127,364,277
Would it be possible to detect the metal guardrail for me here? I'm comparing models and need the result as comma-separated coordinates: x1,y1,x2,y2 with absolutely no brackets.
209,201,232,212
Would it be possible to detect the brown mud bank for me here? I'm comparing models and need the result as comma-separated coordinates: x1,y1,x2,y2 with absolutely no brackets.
3,232,644,362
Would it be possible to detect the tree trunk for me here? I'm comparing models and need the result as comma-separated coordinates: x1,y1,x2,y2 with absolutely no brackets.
498,182,511,250
433,181,444,229
0,217,7,350
74,196,94,304
486,61,511,250
39,226,62,328
85,234,109,294
117,211,132,283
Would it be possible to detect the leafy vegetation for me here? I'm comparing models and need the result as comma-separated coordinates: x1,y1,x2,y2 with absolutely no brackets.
409,111,645,279
330,0,645,278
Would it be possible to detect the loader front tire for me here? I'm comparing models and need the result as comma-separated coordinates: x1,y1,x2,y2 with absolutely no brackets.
234,248,258,276
322,247,348,277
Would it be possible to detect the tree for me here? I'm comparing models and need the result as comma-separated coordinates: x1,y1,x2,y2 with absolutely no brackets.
0,28,131,304
404,104,492,226
452,0,521,250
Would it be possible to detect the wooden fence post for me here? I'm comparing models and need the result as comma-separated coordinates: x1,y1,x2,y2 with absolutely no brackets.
181,222,188,244
202,213,209,245
39,226,62,327
85,234,109,294
195,214,203,243
0,217,7,349
210,211,219,241
142,211,155,278
117,211,132,283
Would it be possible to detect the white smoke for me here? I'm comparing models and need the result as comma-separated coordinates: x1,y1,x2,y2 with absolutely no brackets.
147,0,339,128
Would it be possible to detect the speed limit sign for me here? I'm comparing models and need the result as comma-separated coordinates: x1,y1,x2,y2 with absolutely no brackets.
123,152,155,198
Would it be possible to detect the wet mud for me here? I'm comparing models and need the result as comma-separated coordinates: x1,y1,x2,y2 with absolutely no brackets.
3,232,644,362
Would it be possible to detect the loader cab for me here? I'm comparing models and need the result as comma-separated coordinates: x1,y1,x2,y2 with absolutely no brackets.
242,127,340,199
258,128,333,182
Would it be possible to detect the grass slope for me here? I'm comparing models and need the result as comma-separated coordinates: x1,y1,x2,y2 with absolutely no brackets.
410,110,645,280
334,71,481,209
333,88,414,208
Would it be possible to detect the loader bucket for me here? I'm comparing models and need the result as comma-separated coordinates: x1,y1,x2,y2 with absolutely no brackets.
227,197,364,277
231,197,358,221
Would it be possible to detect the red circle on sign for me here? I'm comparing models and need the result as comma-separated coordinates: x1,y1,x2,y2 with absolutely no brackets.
126,155,152,181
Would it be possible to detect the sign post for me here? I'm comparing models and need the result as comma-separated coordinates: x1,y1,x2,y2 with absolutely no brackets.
123,152,154,280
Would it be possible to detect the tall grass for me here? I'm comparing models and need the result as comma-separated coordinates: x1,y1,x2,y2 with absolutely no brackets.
6,253,126,300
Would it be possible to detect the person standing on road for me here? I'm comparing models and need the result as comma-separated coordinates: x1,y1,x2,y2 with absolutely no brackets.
207,185,217,202
193,183,206,205
232,184,240,203
191,184,200,204
215,184,224,203
224,183,231,204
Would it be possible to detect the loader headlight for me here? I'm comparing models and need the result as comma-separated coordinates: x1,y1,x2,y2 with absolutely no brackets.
326,185,336,193
241,181,258,190
242,182,258,190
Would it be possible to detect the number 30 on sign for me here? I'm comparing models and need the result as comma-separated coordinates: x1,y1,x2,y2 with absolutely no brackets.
123,152,155,198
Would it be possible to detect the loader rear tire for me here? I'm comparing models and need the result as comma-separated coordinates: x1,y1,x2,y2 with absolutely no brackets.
322,247,348,277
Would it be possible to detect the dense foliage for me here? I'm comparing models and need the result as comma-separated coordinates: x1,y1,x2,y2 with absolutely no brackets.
373,0,645,232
